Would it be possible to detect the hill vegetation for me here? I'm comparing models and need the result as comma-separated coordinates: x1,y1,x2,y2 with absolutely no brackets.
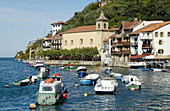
58,0,170,33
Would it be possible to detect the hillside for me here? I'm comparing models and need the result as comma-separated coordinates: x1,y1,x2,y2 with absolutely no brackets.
58,0,170,33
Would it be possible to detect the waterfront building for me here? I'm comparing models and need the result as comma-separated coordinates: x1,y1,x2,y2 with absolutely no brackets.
110,19,141,67
43,34,62,51
62,11,116,53
51,21,65,36
129,21,170,68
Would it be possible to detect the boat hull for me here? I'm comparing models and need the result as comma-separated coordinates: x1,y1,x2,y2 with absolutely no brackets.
12,81,29,86
36,93,65,105
80,79,97,85
128,85,141,90
78,72,88,78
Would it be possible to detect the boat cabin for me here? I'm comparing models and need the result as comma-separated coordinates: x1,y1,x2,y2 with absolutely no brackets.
39,79,62,94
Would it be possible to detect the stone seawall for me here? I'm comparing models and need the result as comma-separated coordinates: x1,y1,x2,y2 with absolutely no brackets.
22,60,101,66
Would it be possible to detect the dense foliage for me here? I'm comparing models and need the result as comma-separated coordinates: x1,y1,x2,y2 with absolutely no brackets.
58,0,170,33
38,47,99,61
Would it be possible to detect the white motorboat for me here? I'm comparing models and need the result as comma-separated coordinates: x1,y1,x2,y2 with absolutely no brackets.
122,75,139,84
94,77,118,94
76,66,87,72
34,60,44,69
37,67,50,78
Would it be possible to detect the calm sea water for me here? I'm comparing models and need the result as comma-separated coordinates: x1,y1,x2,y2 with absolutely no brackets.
0,58,170,111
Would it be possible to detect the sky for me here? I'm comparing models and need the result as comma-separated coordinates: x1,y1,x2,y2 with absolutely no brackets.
0,0,97,57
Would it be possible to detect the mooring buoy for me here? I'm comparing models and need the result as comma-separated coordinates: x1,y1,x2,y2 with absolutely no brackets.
84,93,88,97
75,84,79,87
5,85,9,88
29,103,36,109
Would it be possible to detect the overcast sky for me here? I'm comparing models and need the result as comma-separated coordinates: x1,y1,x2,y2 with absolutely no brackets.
0,0,96,57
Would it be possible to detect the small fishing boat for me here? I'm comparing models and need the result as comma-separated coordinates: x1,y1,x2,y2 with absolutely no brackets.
76,66,87,72
29,75,38,83
122,75,139,84
78,71,88,78
34,60,44,69
69,66,77,70
37,67,50,78
80,74,100,85
152,68,163,72
139,68,153,71
110,72,123,80
102,67,112,73
94,77,118,94
127,81,142,90
12,78,30,86
36,78,67,105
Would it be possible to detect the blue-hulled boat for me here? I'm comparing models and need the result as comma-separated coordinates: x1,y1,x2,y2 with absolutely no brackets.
78,71,88,78
80,74,99,85
139,68,153,71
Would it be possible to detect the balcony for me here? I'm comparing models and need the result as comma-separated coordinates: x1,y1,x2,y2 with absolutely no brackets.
115,41,130,46
51,42,62,45
43,43,51,48
142,44,152,48
111,50,130,55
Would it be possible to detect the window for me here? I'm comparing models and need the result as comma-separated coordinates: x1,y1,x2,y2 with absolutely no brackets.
158,49,164,54
155,32,158,37
70,40,73,45
98,23,100,28
159,40,163,45
160,32,164,37
65,40,67,46
147,33,149,36
168,32,170,37
90,39,93,45
104,23,106,28
42,87,52,91
80,39,83,45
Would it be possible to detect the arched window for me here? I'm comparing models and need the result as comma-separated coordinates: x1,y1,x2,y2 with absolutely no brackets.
90,39,93,45
80,39,83,45
104,23,106,28
98,23,100,28
70,40,73,45
65,40,67,46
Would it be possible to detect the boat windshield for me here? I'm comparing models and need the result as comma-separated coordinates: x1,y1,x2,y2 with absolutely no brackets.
42,86,53,91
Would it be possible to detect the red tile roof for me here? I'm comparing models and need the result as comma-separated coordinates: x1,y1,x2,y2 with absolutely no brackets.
51,21,65,25
63,25,116,33
128,54,150,59
121,21,141,30
130,21,170,34
44,34,62,40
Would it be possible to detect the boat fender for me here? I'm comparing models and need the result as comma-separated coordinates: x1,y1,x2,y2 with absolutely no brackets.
63,94,67,98
84,93,88,97
5,85,9,88
29,103,36,109
75,84,79,87
59,94,63,99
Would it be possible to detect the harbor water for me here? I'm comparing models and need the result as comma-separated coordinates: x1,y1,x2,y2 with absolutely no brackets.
0,58,170,111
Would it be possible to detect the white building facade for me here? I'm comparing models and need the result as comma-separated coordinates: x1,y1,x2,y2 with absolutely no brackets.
51,21,65,36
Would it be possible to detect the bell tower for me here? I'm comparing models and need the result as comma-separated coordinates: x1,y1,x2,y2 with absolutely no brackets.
96,11,109,30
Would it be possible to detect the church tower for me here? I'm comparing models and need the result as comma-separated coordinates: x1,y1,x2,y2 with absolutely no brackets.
96,11,109,30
